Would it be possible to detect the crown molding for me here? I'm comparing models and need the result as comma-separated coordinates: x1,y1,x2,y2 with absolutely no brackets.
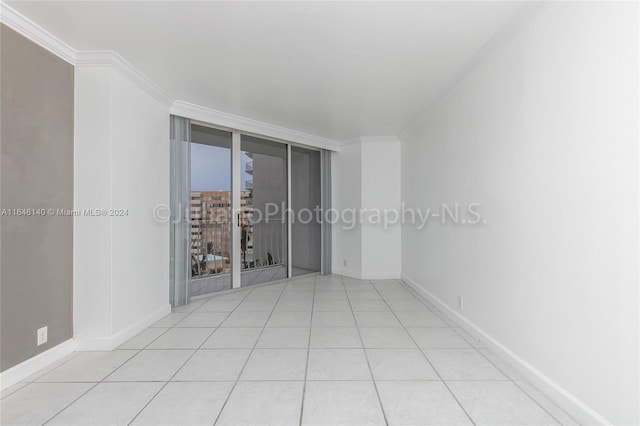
171,100,341,151
0,2,76,64
76,51,174,106
340,136,399,147
0,3,173,106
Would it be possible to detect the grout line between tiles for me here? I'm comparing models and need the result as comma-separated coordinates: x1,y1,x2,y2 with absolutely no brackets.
298,275,317,426
368,279,477,426
344,277,390,426
17,351,84,385
124,288,252,426
0,382,29,400
211,279,289,426
471,346,568,425
4,276,575,426
123,288,256,426
39,348,144,426
396,278,569,425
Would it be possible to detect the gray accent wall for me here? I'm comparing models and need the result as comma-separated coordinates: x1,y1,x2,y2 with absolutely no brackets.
1,25,74,371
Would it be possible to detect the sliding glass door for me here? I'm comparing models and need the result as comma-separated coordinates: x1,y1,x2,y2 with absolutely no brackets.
291,146,321,276
240,135,288,287
187,128,291,294
189,125,233,296
170,116,327,304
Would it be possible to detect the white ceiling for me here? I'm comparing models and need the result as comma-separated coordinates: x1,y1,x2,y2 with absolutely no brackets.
7,1,527,141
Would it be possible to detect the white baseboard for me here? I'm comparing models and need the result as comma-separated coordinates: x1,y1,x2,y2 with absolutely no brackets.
0,339,75,391
1,304,172,386
110,304,171,349
332,267,361,279
401,273,610,426
332,268,400,280
360,273,402,280
75,303,171,351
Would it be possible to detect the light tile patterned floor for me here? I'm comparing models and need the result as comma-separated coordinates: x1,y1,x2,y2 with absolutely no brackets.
1,275,579,426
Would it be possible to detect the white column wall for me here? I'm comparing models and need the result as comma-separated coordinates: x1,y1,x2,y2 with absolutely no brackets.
74,66,171,349
331,142,362,278
109,70,171,333
332,138,401,279
74,66,114,343
361,139,401,279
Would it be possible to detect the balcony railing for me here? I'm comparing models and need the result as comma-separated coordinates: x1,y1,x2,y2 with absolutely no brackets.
191,219,286,279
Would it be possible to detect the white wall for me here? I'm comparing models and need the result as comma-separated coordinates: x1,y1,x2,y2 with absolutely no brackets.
75,65,171,349
332,138,401,279
361,139,401,279
332,142,362,278
400,3,638,425
109,71,171,333
74,67,114,343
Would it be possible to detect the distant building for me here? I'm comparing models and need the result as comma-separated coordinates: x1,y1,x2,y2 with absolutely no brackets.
190,190,253,275
190,148,287,278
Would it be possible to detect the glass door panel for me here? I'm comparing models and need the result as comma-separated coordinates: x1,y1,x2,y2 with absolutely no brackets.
291,147,321,276
240,135,288,287
189,124,233,296
182,122,322,299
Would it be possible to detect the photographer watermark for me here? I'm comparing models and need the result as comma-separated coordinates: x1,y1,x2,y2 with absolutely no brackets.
153,201,487,230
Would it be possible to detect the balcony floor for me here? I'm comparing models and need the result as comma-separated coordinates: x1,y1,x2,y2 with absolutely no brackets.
190,266,316,298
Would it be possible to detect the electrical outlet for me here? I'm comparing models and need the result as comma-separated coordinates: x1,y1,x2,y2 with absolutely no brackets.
37,326,48,346
343,259,347,267
459,295,464,311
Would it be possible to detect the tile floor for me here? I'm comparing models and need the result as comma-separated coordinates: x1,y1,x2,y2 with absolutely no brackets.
1,275,579,426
